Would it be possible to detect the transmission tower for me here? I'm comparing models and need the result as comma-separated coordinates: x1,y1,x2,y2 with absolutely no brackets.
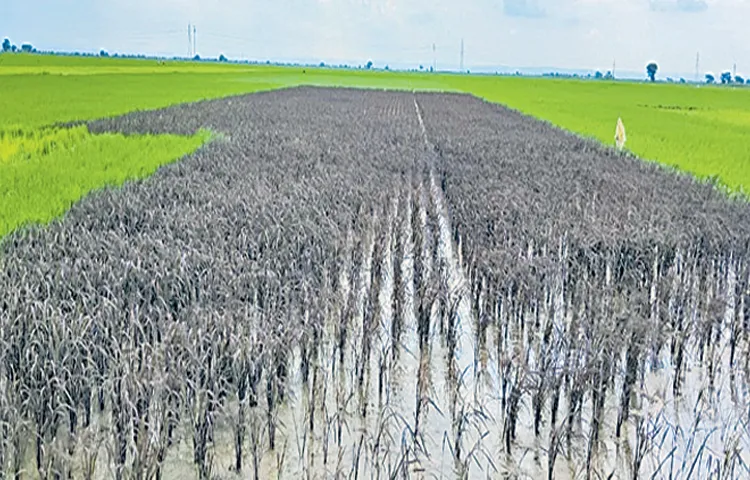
193,25,197,57
188,23,192,57
433,43,436,72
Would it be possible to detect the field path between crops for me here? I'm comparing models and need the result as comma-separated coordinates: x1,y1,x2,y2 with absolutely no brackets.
2,87,750,479
413,94,504,475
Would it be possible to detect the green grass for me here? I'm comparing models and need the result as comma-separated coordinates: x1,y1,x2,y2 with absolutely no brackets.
455,77,750,193
0,72,280,129
3,55,750,190
0,126,210,240
2,53,750,241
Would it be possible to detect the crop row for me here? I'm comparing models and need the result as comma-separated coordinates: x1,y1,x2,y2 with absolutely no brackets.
0,88,431,478
417,92,750,478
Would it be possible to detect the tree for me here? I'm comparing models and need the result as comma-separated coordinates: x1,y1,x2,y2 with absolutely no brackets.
100,50,109,57
2,38,10,52
595,71,603,79
365,60,373,69
219,54,227,62
736,75,745,84
193,54,200,61
21,43,34,53
11,44,17,53
646,62,658,82
705,73,715,84
720,71,732,84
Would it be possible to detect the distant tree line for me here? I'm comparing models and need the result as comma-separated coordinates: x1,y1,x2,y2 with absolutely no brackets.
2,37,36,53
1,35,239,63
539,61,750,87
704,71,749,85
641,61,748,86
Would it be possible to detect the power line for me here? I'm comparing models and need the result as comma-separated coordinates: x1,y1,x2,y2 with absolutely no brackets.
125,30,183,39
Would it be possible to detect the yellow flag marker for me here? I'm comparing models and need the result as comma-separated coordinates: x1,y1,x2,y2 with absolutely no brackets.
615,117,627,151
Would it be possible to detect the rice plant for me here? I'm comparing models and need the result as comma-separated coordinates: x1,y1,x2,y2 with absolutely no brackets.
0,87,748,479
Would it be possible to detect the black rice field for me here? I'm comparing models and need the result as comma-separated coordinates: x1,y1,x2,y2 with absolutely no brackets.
1,87,750,479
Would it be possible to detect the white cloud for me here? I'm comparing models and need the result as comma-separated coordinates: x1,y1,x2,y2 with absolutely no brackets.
650,0,708,13
504,0,546,18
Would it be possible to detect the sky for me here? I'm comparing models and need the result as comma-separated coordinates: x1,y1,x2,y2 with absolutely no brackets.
2,0,748,78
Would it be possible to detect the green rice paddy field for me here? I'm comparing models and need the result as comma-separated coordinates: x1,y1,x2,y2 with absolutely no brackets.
2,53,750,240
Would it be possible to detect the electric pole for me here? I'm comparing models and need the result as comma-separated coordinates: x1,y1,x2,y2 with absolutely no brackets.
695,52,700,82
613,59,616,79
460,38,464,72
188,23,192,57
433,43,436,72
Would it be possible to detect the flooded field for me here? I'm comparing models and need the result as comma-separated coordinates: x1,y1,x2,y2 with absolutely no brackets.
1,88,749,479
